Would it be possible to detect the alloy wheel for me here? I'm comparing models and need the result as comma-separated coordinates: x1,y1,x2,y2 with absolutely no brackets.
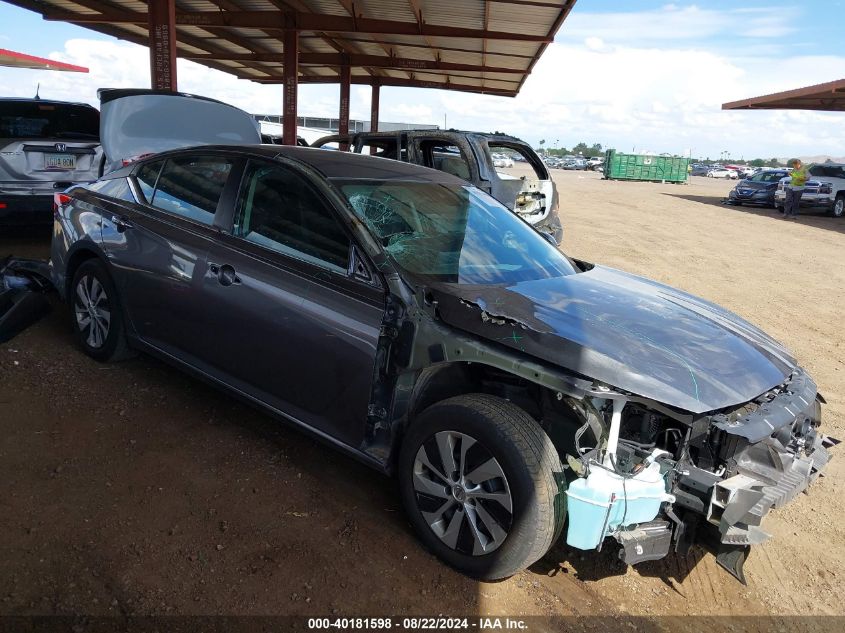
412,431,512,556
835,197,844,218
74,274,111,349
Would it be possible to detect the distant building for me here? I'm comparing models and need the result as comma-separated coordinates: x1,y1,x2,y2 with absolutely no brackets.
252,114,438,134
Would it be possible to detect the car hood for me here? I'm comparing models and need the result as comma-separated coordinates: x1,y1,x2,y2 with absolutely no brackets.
98,89,261,170
428,266,795,413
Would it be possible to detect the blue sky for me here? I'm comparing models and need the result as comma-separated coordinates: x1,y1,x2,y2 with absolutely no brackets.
1,1,844,159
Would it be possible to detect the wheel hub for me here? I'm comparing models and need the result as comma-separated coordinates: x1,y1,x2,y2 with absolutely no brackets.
412,430,513,556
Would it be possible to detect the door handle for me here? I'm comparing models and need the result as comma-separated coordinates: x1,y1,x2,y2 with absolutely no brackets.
110,214,133,232
208,262,240,287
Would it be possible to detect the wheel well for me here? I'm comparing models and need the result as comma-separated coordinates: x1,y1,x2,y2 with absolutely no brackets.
64,249,100,298
401,362,588,462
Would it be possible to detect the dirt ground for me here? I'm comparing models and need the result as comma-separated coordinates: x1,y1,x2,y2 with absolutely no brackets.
1,169,843,622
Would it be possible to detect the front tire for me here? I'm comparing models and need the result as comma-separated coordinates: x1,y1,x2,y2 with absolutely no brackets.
832,195,845,218
71,259,133,362
398,394,564,580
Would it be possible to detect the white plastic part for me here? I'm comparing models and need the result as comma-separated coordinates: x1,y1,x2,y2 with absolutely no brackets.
603,397,627,467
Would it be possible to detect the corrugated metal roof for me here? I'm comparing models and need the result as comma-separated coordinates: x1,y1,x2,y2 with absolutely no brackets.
9,0,577,97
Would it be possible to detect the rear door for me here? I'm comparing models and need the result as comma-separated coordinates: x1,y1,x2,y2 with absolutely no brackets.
0,100,101,194
199,159,385,446
101,151,242,366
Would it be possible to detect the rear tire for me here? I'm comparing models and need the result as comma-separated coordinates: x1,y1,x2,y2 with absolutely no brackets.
70,259,133,362
398,394,564,580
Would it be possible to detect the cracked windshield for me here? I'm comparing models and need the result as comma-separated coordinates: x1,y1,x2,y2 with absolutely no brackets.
336,180,577,284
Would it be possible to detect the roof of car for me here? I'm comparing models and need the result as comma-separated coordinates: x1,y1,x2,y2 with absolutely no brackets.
178,144,468,184
356,129,529,143
0,97,96,108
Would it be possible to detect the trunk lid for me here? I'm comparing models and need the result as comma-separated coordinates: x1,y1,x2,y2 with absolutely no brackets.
0,99,101,193
98,89,261,172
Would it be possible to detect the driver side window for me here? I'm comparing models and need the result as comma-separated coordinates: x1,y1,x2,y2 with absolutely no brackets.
234,162,351,273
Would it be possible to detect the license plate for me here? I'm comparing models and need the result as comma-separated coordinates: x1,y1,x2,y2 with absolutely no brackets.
44,153,76,170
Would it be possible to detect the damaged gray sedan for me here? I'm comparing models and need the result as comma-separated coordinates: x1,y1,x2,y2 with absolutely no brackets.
48,94,834,582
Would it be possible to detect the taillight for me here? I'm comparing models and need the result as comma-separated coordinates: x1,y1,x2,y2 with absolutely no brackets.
53,192,72,216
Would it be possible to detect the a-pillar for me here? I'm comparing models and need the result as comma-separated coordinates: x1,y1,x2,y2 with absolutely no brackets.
148,0,177,91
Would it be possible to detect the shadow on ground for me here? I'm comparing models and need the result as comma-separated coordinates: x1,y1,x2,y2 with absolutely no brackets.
534,535,710,592
663,193,845,235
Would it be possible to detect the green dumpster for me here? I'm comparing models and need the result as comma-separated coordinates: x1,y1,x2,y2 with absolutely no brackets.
604,150,689,183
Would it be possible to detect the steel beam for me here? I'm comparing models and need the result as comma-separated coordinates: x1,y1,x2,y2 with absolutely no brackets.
370,82,380,134
181,52,523,74
256,75,517,97
147,0,177,90
283,28,298,146
339,65,351,151
43,10,554,41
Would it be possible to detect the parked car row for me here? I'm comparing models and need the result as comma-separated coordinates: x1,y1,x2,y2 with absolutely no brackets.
690,163,757,179
30,89,834,584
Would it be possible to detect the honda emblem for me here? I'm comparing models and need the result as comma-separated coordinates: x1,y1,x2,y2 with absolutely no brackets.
55,143,67,152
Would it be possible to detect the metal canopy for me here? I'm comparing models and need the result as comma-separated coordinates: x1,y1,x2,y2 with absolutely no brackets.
722,79,845,112
0,47,88,72
9,0,577,97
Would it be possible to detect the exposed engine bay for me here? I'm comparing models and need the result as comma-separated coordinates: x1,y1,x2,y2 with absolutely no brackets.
561,369,837,583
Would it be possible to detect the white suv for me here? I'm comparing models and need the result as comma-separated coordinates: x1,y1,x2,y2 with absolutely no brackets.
807,163,845,217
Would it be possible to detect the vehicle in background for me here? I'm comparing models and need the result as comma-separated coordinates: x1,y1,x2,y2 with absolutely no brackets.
586,157,604,171
314,129,562,243
774,177,834,214
727,169,789,207
562,158,587,170
707,167,738,179
0,97,101,225
807,163,845,218
492,153,514,168
257,121,327,146
50,95,835,583
690,164,711,176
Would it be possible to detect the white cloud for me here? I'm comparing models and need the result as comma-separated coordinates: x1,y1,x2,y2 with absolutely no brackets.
1,30,843,161
560,5,800,45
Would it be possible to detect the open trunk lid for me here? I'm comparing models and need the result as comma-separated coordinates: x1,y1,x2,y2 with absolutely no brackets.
98,89,261,172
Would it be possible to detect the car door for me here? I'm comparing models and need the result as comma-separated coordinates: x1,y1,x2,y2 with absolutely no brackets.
199,158,386,447
101,151,242,367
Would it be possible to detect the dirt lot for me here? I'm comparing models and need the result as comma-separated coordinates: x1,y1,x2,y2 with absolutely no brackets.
1,170,843,622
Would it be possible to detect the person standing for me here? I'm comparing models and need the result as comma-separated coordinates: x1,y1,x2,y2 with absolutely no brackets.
783,158,811,219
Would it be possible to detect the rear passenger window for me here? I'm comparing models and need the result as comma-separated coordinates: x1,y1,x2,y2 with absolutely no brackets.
419,141,472,181
135,160,163,203
234,163,350,273
151,155,234,225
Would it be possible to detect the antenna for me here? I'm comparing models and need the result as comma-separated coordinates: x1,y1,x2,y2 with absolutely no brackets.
34,83,41,100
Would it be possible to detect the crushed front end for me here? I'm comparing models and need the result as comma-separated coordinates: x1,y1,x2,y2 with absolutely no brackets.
563,369,837,583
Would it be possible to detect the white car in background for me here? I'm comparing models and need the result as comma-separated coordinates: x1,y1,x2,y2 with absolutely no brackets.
807,163,845,217
707,167,739,179
492,153,514,168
